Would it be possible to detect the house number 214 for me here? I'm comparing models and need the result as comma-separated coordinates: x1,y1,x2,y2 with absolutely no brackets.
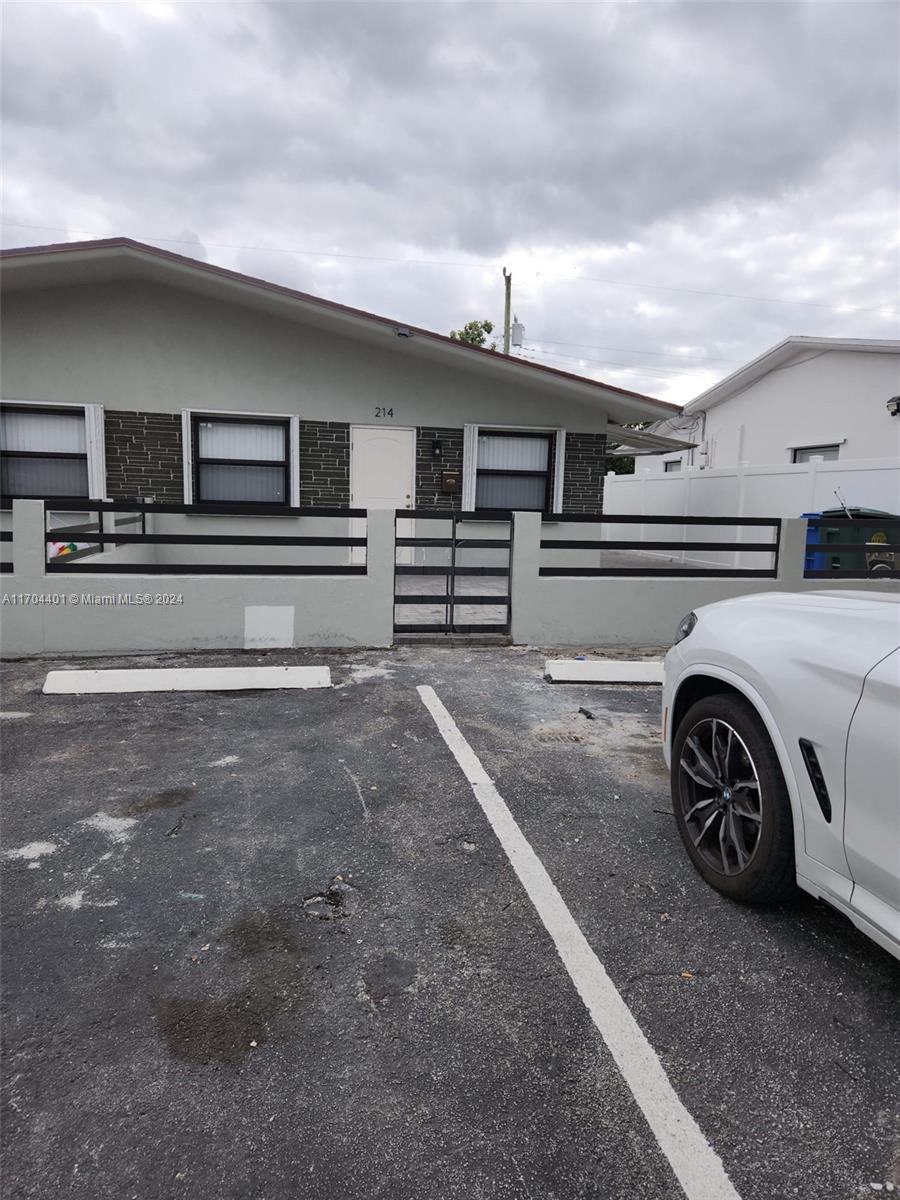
374,407,394,418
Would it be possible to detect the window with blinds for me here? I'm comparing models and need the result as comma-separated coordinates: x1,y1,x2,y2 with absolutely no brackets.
475,431,551,511
192,415,290,504
0,406,89,500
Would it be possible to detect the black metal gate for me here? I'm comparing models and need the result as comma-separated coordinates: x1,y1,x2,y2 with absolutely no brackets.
393,508,512,636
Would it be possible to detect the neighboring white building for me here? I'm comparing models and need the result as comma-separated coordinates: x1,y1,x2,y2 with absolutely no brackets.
608,337,900,519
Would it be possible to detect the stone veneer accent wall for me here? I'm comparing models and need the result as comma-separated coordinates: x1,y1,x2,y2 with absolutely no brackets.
102,414,605,513
414,426,607,514
415,426,465,510
561,431,608,514
299,420,350,507
104,410,184,502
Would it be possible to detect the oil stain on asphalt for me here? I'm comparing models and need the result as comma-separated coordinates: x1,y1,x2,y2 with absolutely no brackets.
122,787,197,817
151,905,311,1066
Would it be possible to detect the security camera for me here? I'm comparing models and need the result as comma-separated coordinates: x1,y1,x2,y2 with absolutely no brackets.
888,396,900,417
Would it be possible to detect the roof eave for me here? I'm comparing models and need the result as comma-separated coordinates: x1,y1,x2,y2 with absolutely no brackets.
0,238,683,421
683,335,900,414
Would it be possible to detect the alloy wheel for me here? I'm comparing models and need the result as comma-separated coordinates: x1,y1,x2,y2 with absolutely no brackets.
677,717,763,875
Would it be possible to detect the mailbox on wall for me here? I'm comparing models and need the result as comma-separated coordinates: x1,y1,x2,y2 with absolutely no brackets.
441,470,461,494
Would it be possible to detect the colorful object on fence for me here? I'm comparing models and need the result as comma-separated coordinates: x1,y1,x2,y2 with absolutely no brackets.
49,541,92,559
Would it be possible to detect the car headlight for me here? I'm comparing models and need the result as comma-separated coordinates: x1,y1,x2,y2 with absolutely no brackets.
673,611,697,645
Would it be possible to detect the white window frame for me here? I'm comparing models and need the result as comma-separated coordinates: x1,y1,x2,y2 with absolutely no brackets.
663,458,682,473
462,423,566,513
784,436,846,450
0,399,106,500
790,442,843,464
182,408,300,507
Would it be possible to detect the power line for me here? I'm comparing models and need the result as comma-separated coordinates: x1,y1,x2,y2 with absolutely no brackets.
0,218,477,269
528,335,745,366
562,271,899,316
520,345,718,377
519,346,718,380
2,217,897,317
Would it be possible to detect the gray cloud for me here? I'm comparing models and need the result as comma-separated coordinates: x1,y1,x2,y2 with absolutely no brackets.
2,0,898,405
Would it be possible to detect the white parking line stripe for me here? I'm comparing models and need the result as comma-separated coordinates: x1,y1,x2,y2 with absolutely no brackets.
417,684,741,1200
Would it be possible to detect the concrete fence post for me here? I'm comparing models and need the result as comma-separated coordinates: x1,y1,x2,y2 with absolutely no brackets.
777,517,808,587
3,502,45,656
12,500,46,579
807,458,818,510
734,463,747,569
510,511,541,645
366,508,396,647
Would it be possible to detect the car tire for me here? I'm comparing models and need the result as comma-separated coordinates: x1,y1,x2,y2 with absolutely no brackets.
671,693,796,904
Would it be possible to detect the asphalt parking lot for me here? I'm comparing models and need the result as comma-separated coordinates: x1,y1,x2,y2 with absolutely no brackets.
2,645,899,1200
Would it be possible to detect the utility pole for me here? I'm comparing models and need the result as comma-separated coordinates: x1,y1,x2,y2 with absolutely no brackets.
502,267,512,355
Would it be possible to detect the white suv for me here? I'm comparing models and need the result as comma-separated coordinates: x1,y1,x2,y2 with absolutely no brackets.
662,590,900,961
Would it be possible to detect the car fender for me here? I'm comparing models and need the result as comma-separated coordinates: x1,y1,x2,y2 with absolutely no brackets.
669,662,809,856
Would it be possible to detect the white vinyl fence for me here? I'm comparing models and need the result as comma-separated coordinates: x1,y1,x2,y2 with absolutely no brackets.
604,457,900,569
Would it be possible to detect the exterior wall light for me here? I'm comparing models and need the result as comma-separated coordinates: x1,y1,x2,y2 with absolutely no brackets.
887,396,900,417
432,439,443,458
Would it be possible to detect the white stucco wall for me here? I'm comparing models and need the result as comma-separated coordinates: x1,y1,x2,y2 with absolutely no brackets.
4,500,895,656
1,502,396,654
0,280,610,434
700,350,900,468
510,513,899,646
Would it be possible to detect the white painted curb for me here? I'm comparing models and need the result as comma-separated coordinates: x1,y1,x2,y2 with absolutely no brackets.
545,659,664,684
42,666,332,695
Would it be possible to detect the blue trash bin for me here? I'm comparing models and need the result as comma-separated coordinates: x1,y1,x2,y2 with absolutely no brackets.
802,512,824,572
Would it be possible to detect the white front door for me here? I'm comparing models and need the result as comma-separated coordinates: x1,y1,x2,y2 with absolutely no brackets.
350,426,416,564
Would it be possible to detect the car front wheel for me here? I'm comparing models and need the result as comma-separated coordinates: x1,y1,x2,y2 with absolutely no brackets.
671,693,796,903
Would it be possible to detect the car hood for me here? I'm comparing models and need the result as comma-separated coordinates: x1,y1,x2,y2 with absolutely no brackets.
687,590,900,683
696,589,900,619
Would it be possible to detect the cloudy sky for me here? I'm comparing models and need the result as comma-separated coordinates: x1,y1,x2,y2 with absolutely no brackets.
2,0,898,405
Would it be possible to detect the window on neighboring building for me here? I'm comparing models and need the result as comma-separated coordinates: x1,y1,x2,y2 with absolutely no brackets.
792,444,840,463
192,415,290,505
475,431,551,510
0,405,89,500
664,459,682,473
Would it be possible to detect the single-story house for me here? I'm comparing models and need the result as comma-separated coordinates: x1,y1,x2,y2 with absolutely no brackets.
0,238,689,517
